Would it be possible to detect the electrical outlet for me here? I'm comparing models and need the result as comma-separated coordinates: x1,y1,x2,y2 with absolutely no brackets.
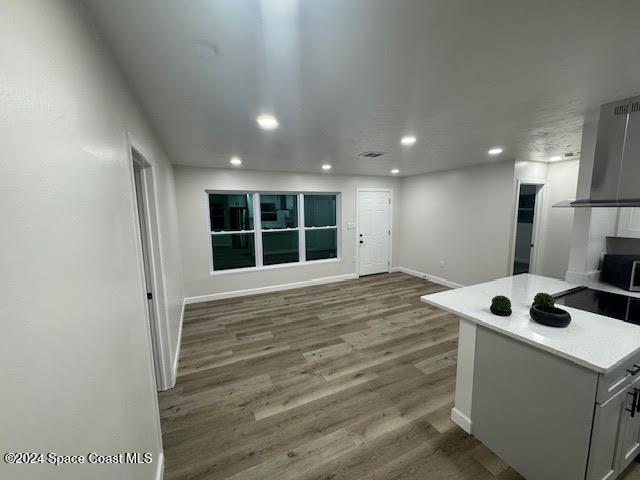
439,260,445,268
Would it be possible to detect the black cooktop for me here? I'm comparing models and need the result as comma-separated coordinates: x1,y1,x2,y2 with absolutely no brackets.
554,287,640,325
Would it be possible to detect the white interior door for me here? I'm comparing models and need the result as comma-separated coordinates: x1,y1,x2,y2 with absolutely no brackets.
512,183,543,275
358,190,391,276
132,158,161,389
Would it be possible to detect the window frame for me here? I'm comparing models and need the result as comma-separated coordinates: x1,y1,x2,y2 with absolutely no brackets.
260,193,300,267
206,190,341,274
302,194,340,262
207,192,257,271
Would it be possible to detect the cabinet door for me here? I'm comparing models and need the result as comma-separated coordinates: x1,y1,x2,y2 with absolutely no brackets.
617,208,640,239
587,387,627,480
616,381,640,472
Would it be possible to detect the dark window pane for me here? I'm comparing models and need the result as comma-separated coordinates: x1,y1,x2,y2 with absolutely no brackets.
209,194,253,231
263,230,299,266
212,233,255,270
304,195,336,227
305,228,337,260
260,194,298,229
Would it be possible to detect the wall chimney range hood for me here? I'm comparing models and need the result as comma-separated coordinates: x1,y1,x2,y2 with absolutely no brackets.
555,96,640,208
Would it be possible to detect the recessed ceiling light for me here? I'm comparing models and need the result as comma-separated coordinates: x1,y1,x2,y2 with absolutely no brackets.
256,114,279,130
230,156,242,166
322,164,332,171
391,168,400,174
549,155,563,162
488,147,503,155
401,135,417,146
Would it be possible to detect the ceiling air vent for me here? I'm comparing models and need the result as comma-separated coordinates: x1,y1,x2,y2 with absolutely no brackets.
359,151,387,158
631,101,640,113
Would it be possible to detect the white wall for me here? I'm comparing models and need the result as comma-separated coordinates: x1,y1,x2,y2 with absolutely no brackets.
515,160,548,182
537,160,580,279
0,1,183,478
174,166,399,299
395,161,516,286
513,160,581,279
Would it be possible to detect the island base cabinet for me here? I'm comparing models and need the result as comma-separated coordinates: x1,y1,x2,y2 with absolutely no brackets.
587,387,628,480
472,326,598,480
588,375,640,480
469,326,640,480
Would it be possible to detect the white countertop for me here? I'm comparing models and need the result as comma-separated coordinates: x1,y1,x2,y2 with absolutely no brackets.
420,274,640,374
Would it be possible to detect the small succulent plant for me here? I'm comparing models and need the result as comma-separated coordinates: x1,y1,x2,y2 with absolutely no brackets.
491,295,512,311
533,292,555,307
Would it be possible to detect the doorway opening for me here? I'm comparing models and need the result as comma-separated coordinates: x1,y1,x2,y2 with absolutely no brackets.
357,188,392,276
512,183,543,275
131,148,163,388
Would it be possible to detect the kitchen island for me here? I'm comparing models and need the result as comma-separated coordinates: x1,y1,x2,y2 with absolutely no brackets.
421,274,640,480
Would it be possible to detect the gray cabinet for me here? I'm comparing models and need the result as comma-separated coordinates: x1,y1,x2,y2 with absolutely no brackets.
470,325,640,480
472,327,597,480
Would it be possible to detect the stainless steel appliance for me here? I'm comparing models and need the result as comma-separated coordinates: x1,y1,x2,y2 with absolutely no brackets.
601,254,640,292
555,95,640,208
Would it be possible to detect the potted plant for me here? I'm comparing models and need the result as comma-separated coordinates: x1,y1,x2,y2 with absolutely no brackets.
533,292,555,307
490,295,512,316
530,292,571,327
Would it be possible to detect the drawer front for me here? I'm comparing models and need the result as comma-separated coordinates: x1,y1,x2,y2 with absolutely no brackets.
597,352,640,404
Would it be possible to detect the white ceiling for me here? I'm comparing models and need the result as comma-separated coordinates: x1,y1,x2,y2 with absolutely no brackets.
85,0,640,176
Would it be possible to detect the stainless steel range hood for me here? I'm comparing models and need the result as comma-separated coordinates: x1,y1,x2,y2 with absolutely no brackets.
555,96,640,208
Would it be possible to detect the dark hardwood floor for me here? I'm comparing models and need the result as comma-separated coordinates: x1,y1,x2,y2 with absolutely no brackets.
158,272,640,480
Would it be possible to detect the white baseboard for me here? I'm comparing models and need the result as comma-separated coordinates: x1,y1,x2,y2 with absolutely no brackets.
391,266,464,289
155,451,164,480
170,299,185,389
451,407,472,434
184,273,358,305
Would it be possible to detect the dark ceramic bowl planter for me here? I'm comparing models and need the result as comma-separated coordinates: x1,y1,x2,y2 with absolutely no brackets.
490,305,512,316
530,304,571,328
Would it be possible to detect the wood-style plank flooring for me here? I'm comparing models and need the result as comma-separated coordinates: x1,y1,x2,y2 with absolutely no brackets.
159,272,640,480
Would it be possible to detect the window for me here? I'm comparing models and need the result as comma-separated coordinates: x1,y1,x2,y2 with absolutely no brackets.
208,192,339,272
304,195,338,260
209,194,256,270
261,194,299,266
